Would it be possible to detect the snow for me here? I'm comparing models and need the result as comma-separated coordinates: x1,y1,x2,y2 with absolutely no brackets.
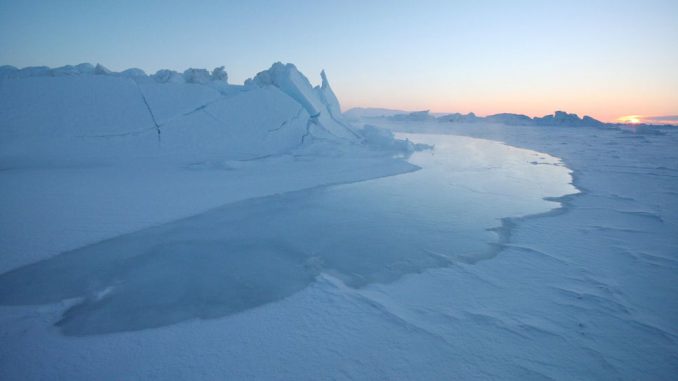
137,81,224,125
151,69,185,83
346,115,678,380
317,70,341,117
389,110,435,122
210,66,227,82
93,64,110,75
379,108,614,128
246,62,359,140
358,125,429,153
181,68,211,84
0,64,415,274
438,111,480,123
119,68,147,78
0,75,156,147
343,107,410,120
0,62,362,163
247,62,324,117
1,64,677,379
158,86,307,158
0,134,575,336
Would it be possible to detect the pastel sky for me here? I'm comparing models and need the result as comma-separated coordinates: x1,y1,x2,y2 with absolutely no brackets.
1,0,676,122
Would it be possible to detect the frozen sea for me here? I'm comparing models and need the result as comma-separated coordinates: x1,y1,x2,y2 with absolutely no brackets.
0,133,575,335
1,126,676,380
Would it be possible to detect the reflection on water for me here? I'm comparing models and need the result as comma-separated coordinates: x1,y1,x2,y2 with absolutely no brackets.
0,134,576,335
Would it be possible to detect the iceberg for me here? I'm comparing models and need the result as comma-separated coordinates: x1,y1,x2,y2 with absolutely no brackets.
0,62,370,162
389,110,435,122
349,107,629,129
533,110,605,127
246,62,359,140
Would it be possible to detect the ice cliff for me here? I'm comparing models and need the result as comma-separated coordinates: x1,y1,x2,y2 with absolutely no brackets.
245,62,358,140
0,62,361,161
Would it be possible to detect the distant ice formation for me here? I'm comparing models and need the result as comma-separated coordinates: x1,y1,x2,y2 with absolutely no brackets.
447,110,606,127
347,107,665,129
389,110,435,122
343,107,410,120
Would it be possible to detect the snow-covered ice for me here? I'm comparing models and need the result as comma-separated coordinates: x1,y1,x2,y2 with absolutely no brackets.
0,64,676,380
0,133,575,336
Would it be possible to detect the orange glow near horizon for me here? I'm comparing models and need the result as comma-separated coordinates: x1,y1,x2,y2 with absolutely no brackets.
617,115,643,124
336,79,678,125
341,98,656,124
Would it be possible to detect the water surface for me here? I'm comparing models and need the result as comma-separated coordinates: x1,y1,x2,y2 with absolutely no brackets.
0,133,577,335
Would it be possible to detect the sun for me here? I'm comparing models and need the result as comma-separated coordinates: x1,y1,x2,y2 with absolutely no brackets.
618,115,643,124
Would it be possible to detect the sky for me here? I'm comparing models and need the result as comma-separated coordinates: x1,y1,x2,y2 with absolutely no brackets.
1,0,676,122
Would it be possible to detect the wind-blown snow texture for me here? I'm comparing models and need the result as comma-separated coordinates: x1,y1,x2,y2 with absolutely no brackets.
0,133,574,336
0,63,677,380
351,116,678,380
